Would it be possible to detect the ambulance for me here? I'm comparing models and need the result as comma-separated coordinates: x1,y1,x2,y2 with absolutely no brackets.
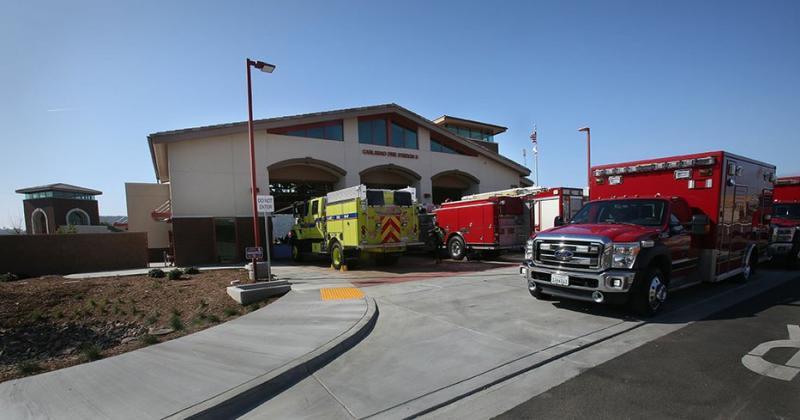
290,185,418,269
520,151,776,315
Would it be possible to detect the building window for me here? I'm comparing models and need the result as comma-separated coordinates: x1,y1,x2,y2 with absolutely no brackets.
359,117,417,150
444,124,494,142
358,118,387,145
24,191,95,200
430,138,466,155
66,208,90,225
270,120,343,141
390,122,418,149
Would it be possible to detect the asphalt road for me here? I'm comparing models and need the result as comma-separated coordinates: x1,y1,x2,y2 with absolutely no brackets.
496,275,800,420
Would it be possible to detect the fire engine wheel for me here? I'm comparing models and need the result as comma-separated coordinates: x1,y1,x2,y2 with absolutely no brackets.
291,241,303,262
630,268,667,317
737,248,758,282
330,242,344,270
448,236,466,261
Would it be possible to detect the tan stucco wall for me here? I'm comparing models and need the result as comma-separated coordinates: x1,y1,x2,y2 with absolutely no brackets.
125,183,170,249
165,117,524,217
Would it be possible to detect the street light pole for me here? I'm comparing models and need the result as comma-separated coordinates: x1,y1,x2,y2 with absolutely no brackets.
245,58,276,280
578,127,591,190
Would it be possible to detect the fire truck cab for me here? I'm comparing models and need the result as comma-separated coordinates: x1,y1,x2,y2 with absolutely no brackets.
769,176,800,264
520,151,776,316
525,187,586,233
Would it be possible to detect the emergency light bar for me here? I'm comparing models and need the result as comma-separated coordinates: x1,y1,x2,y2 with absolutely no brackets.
593,156,717,178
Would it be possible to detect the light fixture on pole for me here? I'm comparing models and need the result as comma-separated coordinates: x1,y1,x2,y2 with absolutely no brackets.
578,126,591,190
246,58,276,264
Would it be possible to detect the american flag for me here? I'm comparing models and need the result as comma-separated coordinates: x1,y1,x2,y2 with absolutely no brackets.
530,125,538,154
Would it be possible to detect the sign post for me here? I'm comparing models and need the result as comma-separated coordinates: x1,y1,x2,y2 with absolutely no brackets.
257,195,275,281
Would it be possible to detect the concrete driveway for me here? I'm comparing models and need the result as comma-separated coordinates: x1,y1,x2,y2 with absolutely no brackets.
235,262,797,419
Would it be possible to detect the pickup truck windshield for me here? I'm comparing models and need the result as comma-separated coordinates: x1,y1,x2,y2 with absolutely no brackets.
773,203,800,219
570,199,667,227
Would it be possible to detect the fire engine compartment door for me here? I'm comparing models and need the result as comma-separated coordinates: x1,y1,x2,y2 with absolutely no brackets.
718,177,749,276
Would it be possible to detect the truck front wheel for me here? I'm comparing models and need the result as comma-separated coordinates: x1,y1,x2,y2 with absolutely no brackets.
630,268,667,317
330,242,344,270
291,240,303,262
448,236,466,261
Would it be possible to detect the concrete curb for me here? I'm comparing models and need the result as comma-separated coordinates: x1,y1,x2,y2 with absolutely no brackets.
167,297,379,419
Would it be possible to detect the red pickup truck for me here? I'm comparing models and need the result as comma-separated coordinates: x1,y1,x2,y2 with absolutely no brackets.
520,151,775,315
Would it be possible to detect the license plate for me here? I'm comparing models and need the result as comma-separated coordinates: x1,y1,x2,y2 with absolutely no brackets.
551,273,569,286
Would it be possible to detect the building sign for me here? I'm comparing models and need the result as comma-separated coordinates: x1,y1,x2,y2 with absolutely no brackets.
362,149,419,159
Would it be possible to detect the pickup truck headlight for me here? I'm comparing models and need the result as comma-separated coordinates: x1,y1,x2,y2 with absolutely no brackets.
611,243,641,269
524,239,535,261
772,227,796,243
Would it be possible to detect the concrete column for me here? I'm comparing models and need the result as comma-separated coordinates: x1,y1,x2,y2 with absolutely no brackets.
342,118,362,188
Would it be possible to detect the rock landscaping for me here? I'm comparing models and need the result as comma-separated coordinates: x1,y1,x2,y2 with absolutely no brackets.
0,269,278,382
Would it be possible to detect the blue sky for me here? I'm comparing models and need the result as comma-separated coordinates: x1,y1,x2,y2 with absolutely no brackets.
1,0,798,224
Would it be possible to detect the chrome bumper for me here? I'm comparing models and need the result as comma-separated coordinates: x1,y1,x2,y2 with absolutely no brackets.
519,261,636,293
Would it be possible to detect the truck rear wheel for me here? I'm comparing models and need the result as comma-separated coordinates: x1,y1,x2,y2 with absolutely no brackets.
630,268,667,317
448,236,466,261
736,248,758,282
291,241,303,262
330,242,344,270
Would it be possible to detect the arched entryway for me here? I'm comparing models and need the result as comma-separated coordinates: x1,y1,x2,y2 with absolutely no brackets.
431,170,480,204
267,157,347,212
31,208,48,234
66,208,90,226
359,164,421,190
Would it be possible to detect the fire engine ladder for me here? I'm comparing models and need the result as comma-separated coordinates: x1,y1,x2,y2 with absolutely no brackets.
461,186,547,201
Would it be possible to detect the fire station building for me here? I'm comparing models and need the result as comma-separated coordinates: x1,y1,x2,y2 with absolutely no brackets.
127,103,531,265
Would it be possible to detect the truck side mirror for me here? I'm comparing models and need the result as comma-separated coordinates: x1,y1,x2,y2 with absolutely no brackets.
690,215,710,235
554,216,564,227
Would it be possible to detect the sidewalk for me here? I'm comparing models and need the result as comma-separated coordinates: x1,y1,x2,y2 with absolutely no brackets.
0,289,376,420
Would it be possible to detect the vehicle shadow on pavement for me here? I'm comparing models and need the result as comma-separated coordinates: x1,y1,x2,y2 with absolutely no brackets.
545,268,800,325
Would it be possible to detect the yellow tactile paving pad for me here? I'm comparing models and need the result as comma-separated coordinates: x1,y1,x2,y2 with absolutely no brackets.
320,287,365,301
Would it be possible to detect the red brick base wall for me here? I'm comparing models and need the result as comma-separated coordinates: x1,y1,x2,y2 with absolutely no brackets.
0,233,148,276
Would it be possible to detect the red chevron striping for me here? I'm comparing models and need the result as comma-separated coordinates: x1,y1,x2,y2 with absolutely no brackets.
382,230,399,243
381,217,400,233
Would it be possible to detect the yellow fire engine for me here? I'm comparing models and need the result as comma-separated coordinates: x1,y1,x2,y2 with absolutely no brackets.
290,185,418,269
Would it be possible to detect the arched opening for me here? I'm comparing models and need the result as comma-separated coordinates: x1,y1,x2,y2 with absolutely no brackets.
66,208,91,226
268,158,347,212
359,164,421,190
431,170,480,204
31,208,48,234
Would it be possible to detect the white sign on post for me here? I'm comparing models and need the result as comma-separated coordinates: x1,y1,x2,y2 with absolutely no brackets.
257,195,275,213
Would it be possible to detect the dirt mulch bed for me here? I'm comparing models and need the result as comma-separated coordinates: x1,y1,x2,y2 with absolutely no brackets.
0,269,279,383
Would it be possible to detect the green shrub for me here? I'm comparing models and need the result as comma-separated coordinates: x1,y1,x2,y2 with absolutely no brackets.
169,314,184,331
0,272,19,282
140,334,158,345
207,314,221,323
223,307,240,317
17,361,43,375
183,266,200,275
167,269,183,280
148,269,165,278
80,344,103,361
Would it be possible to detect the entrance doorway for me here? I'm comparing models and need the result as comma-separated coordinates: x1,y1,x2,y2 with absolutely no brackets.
214,218,237,263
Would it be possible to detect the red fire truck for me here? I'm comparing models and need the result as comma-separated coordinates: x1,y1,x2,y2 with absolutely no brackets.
769,176,800,263
434,186,585,260
435,195,525,260
520,151,776,315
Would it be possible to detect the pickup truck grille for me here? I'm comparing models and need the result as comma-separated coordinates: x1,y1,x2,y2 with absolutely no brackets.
534,239,605,271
